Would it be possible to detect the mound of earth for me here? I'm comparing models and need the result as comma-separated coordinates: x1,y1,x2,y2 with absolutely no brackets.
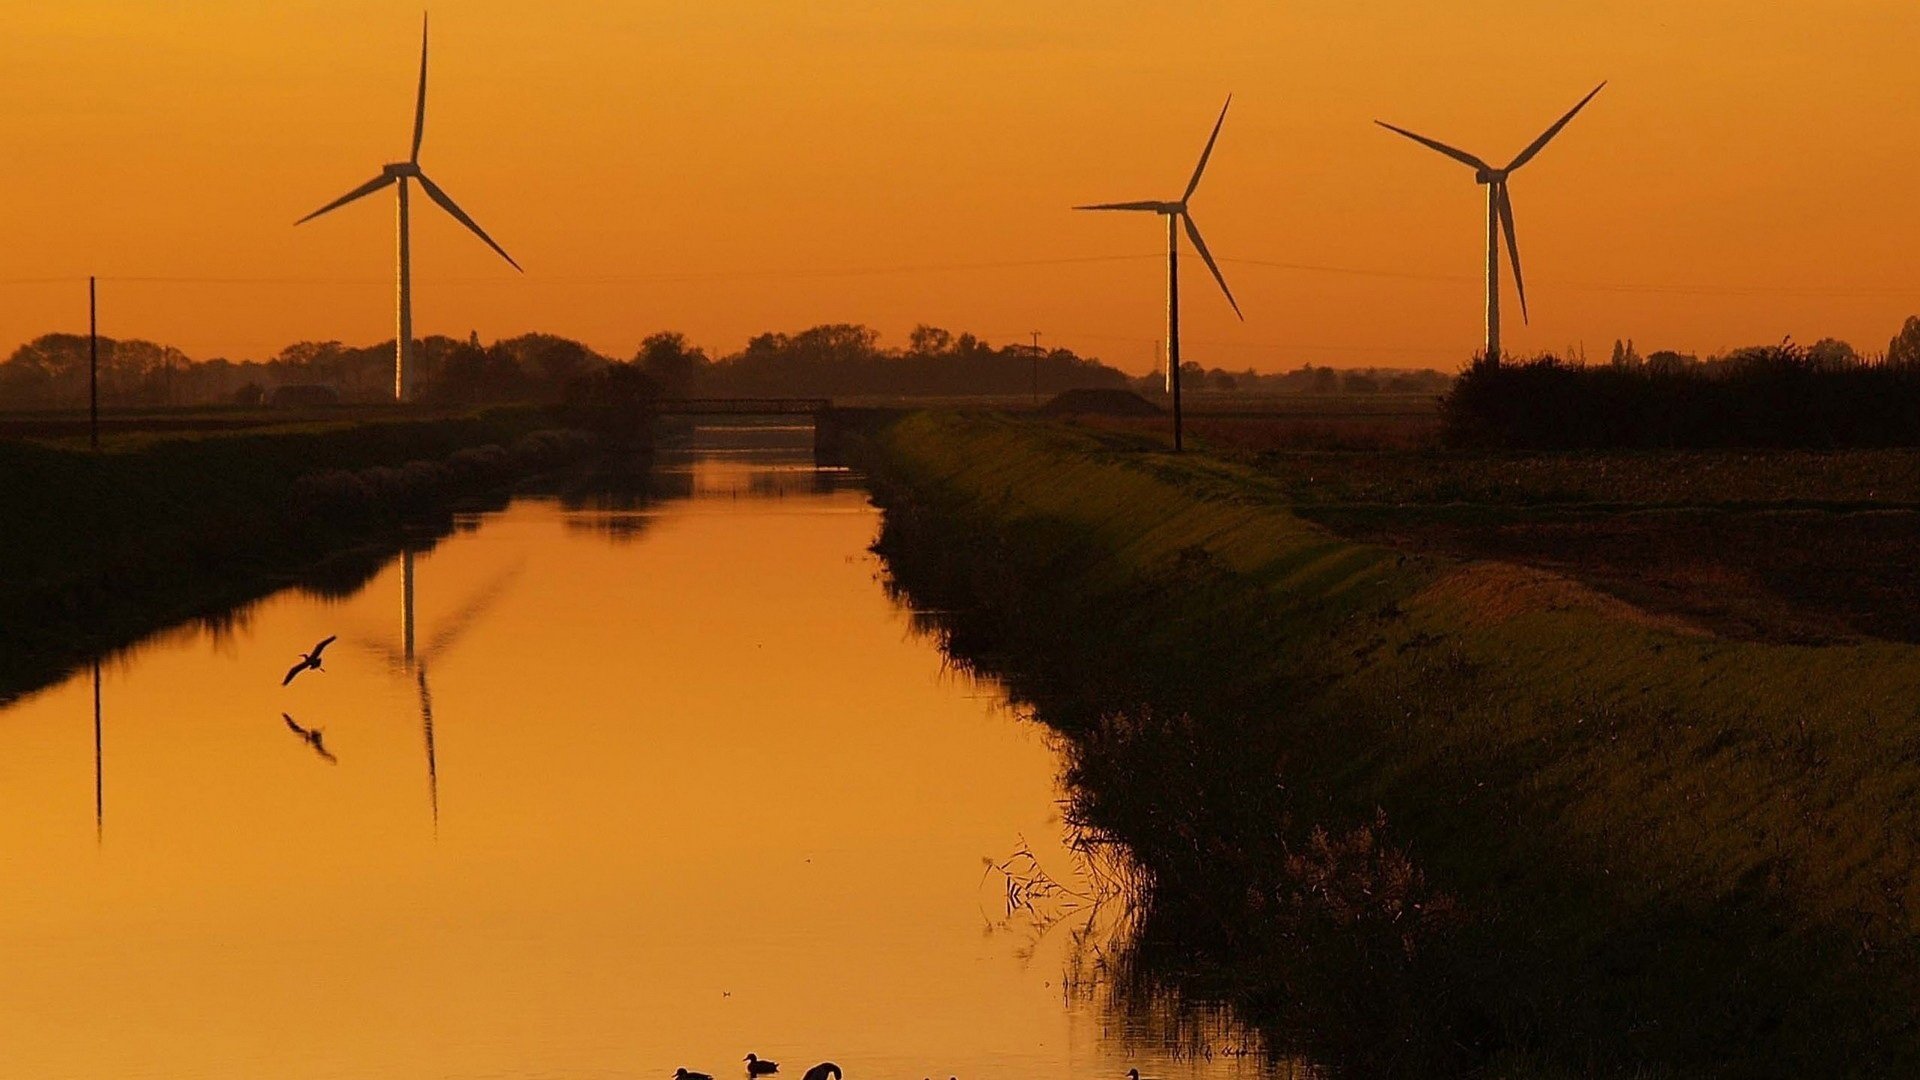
1040,388,1165,417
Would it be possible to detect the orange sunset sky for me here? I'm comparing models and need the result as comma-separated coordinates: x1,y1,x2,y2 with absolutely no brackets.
3,1,1920,374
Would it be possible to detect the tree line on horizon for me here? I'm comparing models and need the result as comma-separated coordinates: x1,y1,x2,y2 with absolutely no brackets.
0,324,1455,410
1444,317,1920,449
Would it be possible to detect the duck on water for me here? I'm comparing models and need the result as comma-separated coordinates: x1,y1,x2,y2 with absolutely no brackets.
675,1064,839,1080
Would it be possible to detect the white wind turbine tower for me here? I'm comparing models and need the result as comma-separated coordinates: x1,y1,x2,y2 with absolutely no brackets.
1076,96,1244,452
296,13,522,403
1375,82,1604,365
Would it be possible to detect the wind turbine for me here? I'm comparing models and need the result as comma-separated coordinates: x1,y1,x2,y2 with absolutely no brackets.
1076,95,1244,452
296,13,522,403
1375,82,1605,365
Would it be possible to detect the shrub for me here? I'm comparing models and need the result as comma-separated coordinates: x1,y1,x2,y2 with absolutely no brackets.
1442,346,1920,449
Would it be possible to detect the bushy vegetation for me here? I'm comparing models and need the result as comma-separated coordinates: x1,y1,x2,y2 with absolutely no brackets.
1150,361,1451,397
289,429,596,522
1444,339,1920,449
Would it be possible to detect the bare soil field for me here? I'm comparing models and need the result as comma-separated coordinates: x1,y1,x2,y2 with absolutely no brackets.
1061,401,1920,644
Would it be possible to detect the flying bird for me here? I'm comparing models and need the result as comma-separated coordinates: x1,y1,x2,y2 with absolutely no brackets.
281,713,337,764
282,635,337,686
673,1070,715,1080
801,1065,842,1080
746,1055,779,1076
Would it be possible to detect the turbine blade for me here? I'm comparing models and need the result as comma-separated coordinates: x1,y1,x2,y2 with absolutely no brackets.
1073,200,1169,212
415,171,523,271
1373,120,1492,172
1183,94,1232,202
295,173,396,225
1506,81,1605,171
1181,212,1242,321
1497,183,1528,324
410,12,429,163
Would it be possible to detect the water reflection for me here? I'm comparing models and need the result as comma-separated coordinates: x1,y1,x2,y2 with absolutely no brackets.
416,664,438,826
91,660,102,843
0,423,1289,1080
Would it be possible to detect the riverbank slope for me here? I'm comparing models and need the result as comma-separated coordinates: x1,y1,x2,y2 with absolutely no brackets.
864,411,1920,1077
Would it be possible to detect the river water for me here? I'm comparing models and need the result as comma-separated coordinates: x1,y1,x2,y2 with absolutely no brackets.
0,428,1291,1080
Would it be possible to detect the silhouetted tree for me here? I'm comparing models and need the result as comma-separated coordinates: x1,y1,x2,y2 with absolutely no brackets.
1887,316,1920,366
1807,338,1860,370
636,331,708,397
565,359,657,441
493,333,604,397
908,325,954,354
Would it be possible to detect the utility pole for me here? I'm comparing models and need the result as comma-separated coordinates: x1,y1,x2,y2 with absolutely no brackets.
88,276,99,451
1029,330,1042,407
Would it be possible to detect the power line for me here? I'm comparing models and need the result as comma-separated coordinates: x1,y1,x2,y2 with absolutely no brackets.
0,252,1911,299
50,253,1161,288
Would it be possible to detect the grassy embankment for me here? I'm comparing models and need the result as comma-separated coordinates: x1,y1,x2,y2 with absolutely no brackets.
0,407,612,702
865,411,1920,1077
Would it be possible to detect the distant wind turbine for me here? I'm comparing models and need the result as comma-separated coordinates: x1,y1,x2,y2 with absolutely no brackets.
296,13,522,403
1375,82,1605,364
1076,95,1244,452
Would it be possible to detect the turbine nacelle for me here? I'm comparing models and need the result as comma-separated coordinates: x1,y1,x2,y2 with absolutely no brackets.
384,162,424,179
1474,169,1508,186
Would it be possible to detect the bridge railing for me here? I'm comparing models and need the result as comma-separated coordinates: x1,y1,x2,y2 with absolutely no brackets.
654,398,831,415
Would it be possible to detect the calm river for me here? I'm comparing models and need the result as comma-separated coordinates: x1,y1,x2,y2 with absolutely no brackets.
0,427,1291,1080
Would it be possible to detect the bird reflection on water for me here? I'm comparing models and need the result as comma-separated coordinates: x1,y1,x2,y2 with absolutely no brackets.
280,713,338,764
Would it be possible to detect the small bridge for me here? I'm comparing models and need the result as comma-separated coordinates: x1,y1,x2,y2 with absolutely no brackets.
655,398,831,417
651,398,892,462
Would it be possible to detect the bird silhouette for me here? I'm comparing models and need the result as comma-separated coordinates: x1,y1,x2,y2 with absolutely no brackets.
801,1065,842,1080
673,1070,714,1080
746,1055,779,1076
282,635,337,686
281,713,337,764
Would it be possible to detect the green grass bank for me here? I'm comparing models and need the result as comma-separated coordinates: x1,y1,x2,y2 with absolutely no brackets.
0,407,615,702
863,412,1920,1077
